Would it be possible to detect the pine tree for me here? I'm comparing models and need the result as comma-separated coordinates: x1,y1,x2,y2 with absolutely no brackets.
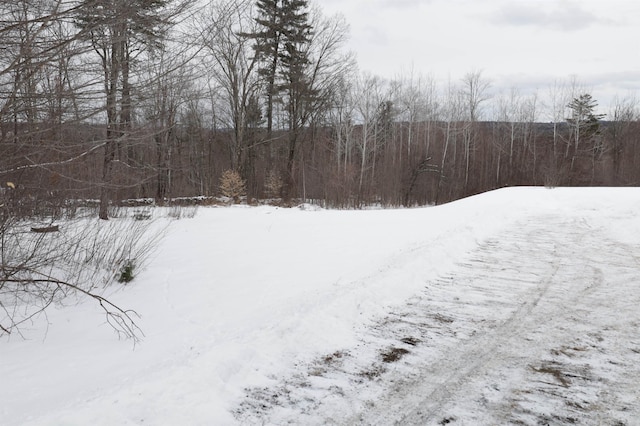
567,94,604,140
250,0,312,130
253,0,282,137
249,0,313,199
279,0,312,121
566,93,605,166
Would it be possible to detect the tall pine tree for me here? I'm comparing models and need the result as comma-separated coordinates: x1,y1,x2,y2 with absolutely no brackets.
566,93,605,168
253,0,282,138
250,0,313,198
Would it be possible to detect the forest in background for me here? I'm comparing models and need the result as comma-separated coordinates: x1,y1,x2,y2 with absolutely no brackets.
2,0,640,217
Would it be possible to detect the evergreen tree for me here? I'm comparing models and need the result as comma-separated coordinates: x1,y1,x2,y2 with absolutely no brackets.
278,0,312,121
566,93,605,167
279,1,313,199
567,93,604,141
251,0,313,130
253,0,282,137
249,0,313,198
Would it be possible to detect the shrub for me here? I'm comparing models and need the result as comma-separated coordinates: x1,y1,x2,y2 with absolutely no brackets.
0,212,166,341
117,260,135,283
219,169,246,202
264,169,283,199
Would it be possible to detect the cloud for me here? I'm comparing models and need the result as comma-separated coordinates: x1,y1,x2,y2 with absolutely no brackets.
488,70,640,116
587,71,640,93
374,0,434,9
493,1,604,31
322,0,431,12
360,25,391,45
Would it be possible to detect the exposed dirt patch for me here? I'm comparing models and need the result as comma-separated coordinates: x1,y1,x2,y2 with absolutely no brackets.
400,336,420,346
358,364,387,381
380,347,410,363
529,363,572,387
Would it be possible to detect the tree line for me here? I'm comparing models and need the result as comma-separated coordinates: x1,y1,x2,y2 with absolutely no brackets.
3,0,640,337
2,0,640,216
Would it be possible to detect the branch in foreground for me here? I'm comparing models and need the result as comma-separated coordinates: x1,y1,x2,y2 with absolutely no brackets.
0,276,143,343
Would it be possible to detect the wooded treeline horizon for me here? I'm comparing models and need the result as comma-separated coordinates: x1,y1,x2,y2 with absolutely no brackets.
2,0,640,217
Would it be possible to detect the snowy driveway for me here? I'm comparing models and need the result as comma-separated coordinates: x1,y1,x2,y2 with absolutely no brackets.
238,212,640,425
4,189,640,426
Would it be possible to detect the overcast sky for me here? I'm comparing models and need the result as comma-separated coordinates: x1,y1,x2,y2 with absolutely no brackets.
320,0,640,113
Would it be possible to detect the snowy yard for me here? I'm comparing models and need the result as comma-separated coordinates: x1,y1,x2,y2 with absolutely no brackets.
2,187,640,425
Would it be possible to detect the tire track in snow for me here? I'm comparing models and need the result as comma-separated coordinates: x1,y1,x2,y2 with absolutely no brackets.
386,215,640,425
235,214,640,425
362,216,575,425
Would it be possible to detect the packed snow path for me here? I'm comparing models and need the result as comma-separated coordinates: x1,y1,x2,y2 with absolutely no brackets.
237,213,640,425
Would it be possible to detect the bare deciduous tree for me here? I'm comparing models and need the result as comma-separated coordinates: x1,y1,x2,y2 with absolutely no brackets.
607,95,638,184
198,0,262,194
76,0,189,219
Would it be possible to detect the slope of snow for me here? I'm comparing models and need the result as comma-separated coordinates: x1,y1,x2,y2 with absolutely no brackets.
1,187,639,425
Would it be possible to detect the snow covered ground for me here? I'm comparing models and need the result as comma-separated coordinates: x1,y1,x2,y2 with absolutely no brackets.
2,187,640,425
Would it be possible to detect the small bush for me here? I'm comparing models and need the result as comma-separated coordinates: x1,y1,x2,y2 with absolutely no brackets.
1,209,166,340
165,205,198,219
117,260,135,283
264,169,283,199
133,209,152,220
219,169,246,202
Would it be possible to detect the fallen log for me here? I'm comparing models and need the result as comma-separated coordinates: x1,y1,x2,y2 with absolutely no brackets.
30,225,59,233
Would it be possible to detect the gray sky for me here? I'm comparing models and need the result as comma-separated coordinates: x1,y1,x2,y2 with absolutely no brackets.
321,0,640,112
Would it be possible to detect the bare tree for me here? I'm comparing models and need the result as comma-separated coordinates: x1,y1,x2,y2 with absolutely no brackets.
462,70,491,123
461,70,490,189
542,79,573,186
353,73,385,202
142,46,197,202
435,79,465,204
0,0,110,210
395,70,439,205
198,0,262,195
607,95,638,184
299,7,355,199
76,0,190,219
0,0,85,134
